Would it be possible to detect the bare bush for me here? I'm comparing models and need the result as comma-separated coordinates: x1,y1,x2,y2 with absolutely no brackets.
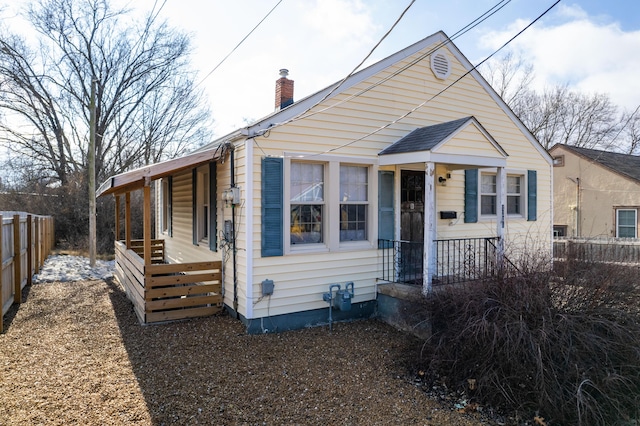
421,254,640,425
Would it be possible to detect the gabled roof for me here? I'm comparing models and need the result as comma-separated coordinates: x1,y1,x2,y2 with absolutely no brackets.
202,31,550,166
551,144,640,183
99,30,552,195
378,116,508,167
379,117,473,155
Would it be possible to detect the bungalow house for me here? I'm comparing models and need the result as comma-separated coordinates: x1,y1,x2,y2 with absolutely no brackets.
550,144,640,238
97,31,553,332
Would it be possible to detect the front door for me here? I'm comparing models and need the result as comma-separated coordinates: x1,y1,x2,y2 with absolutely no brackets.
400,170,424,283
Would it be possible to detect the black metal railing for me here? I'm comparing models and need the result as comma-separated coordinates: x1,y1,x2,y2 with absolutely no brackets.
378,237,501,285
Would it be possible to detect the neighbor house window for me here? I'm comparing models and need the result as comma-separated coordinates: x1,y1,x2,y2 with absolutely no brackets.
617,209,637,238
553,225,567,237
553,155,564,167
340,165,368,241
290,162,324,244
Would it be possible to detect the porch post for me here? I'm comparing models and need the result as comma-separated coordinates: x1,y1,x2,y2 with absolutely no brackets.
115,195,121,243
125,192,132,249
143,179,152,266
496,166,506,268
423,162,436,295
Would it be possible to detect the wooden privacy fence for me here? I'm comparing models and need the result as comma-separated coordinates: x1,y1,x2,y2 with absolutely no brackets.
1,213,55,332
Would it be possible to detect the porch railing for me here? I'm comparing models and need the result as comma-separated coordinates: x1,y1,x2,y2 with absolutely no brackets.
379,237,500,285
114,240,222,324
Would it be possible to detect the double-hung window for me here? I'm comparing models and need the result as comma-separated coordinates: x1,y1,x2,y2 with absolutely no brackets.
480,172,524,217
617,209,637,238
340,165,368,241
507,175,522,215
290,162,324,245
196,167,210,242
480,174,497,215
161,179,170,233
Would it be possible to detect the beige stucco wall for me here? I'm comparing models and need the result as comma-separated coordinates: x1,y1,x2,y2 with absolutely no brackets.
551,145,640,238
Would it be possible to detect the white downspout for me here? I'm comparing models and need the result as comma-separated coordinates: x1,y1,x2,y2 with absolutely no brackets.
245,138,254,319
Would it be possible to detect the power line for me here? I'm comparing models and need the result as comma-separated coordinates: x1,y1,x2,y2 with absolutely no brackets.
253,0,417,157
307,0,417,112
297,0,561,157
258,0,513,134
196,0,284,88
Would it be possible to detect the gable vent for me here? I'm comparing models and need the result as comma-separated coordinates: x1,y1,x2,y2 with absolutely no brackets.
430,50,451,80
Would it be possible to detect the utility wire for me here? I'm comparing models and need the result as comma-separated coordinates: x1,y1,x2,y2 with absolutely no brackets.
258,0,512,133
197,0,284,87
306,0,562,157
307,0,416,111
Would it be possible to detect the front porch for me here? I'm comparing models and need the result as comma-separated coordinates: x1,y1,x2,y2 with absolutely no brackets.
115,239,223,324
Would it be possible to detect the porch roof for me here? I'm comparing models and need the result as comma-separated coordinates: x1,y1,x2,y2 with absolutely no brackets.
378,116,508,167
97,144,226,197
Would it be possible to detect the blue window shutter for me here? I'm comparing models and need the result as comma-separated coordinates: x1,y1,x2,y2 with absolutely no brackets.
168,176,173,237
192,168,197,245
209,162,218,251
527,170,537,221
261,157,283,257
378,171,394,248
464,169,478,223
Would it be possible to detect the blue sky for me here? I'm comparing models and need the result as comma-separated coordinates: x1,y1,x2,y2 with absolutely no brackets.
3,0,640,139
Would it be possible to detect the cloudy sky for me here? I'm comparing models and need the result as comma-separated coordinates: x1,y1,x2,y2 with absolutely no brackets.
4,0,640,140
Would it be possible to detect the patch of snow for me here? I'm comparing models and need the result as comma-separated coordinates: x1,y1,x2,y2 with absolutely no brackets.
33,255,115,283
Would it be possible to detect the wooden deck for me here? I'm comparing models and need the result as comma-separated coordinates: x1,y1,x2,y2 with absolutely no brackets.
114,240,223,324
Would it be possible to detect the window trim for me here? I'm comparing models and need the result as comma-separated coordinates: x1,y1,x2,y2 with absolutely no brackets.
161,178,169,234
479,169,526,220
553,155,565,167
616,208,637,238
339,164,369,242
289,161,326,247
284,154,376,254
196,165,210,244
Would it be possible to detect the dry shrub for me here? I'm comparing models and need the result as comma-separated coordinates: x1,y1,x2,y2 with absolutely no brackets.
423,253,640,425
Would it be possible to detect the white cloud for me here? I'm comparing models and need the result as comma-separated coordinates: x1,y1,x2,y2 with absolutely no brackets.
303,0,378,45
478,4,640,111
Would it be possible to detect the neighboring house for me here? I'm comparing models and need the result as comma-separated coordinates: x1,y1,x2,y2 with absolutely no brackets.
550,144,640,238
98,31,553,333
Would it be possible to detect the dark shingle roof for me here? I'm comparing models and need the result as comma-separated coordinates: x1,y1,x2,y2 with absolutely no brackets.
561,145,640,183
379,117,473,155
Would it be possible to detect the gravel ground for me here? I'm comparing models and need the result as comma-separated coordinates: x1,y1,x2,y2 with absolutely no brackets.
1,278,486,425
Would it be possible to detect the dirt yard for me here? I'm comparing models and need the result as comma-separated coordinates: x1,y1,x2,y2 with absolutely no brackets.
1,278,486,425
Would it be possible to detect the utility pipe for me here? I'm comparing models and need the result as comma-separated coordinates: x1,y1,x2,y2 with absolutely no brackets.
230,146,239,318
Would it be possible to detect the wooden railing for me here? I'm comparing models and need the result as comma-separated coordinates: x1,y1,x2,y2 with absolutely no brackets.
1,213,55,332
129,239,165,264
114,240,222,324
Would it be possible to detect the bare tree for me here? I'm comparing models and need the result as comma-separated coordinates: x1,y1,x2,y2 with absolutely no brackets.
621,108,640,155
0,0,212,185
481,51,535,109
480,53,622,151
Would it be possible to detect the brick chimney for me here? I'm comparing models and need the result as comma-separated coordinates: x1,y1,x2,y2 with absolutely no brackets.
275,69,294,111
